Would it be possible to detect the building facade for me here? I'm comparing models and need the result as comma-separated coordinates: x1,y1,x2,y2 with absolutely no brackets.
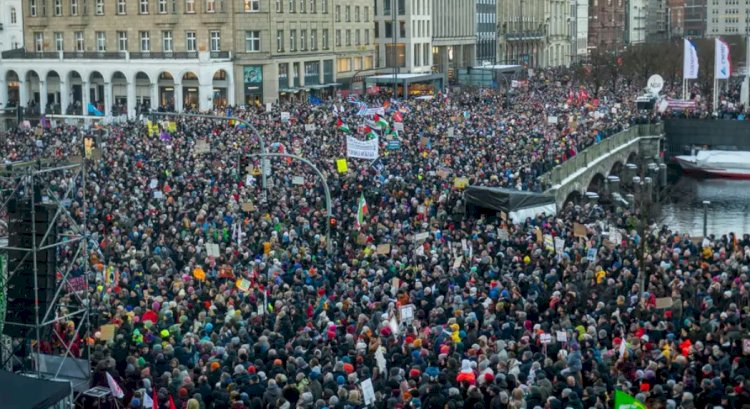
667,0,685,38
0,0,375,116
706,0,749,36
0,0,23,51
571,0,588,61
544,0,571,67
627,0,647,44
476,0,497,64
373,0,432,74
683,0,705,37
588,0,626,50
645,0,668,41
432,0,476,75
497,0,546,67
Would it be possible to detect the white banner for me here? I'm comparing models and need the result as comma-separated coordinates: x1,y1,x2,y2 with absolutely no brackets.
346,136,379,160
714,37,731,80
358,107,385,116
683,38,699,79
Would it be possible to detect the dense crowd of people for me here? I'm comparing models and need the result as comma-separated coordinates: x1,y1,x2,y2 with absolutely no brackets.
2,69,750,409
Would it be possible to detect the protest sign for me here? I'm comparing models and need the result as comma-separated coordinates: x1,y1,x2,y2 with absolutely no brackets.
346,136,379,160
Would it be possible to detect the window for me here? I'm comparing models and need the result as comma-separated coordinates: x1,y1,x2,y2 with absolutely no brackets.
140,0,148,13
345,5,350,21
335,5,340,21
355,29,360,45
300,29,306,50
288,0,294,12
321,0,326,13
210,30,220,51
186,31,196,51
117,0,126,14
399,21,406,38
162,30,173,52
158,0,167,12
364,6,368,21
337,57,351,73
276,30,284,51
244,0,258,11
95,0,104,14
385,22,392,38
75,31,84,51
118,31,128,51
355,5,359,21
398,0,405,14
322,29,328,49
54,0,62,15
375,22,379,37
185,0,194,12
309,0,315,12
140,31,150,51
290,29,296,51
96,31,106,51
346,29,351,46
10,7,16,22
364,29,369,44
299,0,305,12
34,32,43,52
335,29,341,46
206,0,215,12
30,0,37,16
310,29,317,50
54,32,63,51
69,0,78,14
245,30,260,51
275,0,281,12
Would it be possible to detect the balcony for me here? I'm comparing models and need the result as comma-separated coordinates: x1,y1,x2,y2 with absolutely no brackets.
1,48,230,61
505,31,546,41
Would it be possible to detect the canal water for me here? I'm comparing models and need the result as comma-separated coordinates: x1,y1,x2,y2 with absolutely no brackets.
661,175,750,236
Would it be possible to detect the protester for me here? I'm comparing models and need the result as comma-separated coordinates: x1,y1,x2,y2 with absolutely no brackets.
2,68,750,409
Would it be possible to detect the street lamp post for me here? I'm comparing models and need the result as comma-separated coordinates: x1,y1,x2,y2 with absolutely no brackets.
243,152,334,254
703,200,710,237
149,112,269,195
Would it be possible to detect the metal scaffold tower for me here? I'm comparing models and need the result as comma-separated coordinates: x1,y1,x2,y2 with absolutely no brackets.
0,153,90,393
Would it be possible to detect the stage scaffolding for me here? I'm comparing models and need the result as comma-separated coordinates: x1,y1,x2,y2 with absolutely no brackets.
0,154,90,392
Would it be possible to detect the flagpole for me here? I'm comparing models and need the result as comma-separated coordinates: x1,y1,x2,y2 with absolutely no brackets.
713,78,718,114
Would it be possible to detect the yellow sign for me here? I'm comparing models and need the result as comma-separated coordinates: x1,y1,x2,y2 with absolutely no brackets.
453,177,469,189
336,159,348,173
192,267,206,281
166,121,177,132
84,137,94,159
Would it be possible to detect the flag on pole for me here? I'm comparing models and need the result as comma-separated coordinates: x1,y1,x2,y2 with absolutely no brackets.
142,389,154,408
614,390,646,409
355,193,368,230
336,118,351,133
714,37,731,79
374,114,389,129
365,126,378,140
87,103,104,116
106,372,125,399
683,38,699,79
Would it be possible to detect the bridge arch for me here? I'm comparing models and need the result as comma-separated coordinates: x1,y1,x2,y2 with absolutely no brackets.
587,172,606,194
563,191,583,207
609,161,624,176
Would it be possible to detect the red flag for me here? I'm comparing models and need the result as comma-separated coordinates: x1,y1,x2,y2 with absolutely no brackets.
393,111,403,122
168,395,177,409
152,388,159,409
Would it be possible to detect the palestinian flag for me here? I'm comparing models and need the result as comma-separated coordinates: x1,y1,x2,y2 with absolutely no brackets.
365,126,378,140
337,118,351,133
355,193,368,230
374,114,389,130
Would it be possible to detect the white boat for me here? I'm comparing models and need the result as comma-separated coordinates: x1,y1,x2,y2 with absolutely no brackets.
674,150,750,179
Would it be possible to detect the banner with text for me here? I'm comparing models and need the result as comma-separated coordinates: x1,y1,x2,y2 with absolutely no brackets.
347,136,379,160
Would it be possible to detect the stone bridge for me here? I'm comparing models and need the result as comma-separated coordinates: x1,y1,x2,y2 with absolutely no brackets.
542,123,664,208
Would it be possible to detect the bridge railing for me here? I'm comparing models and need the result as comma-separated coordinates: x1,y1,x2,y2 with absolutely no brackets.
542,122,663,189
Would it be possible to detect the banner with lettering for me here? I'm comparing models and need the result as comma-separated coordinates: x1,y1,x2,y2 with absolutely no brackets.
346,136,380,160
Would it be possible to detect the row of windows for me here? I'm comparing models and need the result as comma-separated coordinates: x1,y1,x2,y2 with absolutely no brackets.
275,28,370,52
33,30,217,52
373,20,430,39
31,27,373,53
334,5,370,22
28,0,337,16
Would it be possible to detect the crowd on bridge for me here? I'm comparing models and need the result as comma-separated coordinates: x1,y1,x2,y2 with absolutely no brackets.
1,67,750,409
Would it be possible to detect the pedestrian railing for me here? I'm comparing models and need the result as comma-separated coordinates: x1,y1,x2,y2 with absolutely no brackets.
541,122,664,189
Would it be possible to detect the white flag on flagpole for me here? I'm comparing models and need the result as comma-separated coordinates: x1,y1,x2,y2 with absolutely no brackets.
714,37,731,80
106,372,125,399
683,38,699,79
